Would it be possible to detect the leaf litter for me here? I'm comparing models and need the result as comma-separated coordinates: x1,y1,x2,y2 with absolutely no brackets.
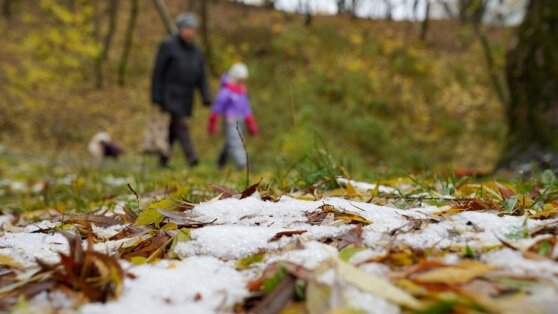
1,175,558,313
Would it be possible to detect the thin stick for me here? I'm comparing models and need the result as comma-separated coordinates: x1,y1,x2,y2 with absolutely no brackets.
236,122,250,189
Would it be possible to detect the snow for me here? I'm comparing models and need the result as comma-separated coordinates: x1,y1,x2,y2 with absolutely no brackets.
81,257,248,314
91,223,128,240
345,286,400,314
0,232,68,266
3,193,558,313
192,196,312,227
0,214,14,228
336,177,397,194
175,225,284,259
482,248,558,278
266,241,339,269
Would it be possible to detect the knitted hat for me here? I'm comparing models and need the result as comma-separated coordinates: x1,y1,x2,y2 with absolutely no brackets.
228,63,249,82
175,13,199,30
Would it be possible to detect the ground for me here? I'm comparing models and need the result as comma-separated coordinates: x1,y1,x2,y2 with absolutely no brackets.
1,154,558,313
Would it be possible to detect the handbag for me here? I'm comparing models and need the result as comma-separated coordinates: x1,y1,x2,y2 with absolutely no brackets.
141,107,170,157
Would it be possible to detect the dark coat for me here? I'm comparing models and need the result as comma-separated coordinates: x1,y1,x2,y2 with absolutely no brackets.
151,36,211,117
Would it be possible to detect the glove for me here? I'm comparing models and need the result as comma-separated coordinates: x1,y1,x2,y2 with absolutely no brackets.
208,113,218,134
245,115,258,136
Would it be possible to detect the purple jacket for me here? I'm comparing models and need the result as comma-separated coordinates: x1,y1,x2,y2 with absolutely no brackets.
210,74,252,118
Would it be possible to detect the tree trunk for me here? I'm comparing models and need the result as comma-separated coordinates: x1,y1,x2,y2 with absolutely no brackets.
498,0,558,171
473,22,507,106
188,0,197,13
2,0,12,19
200,0,216,76
94,0,119,89
458,0,487,25
420,0,430,41
153,0,177,36
383,0,393,21
118,0,139,87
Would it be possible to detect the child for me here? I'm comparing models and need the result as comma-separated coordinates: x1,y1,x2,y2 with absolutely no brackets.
208,63,257,169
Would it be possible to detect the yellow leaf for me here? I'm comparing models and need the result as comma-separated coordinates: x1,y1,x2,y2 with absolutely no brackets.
336,259,422,310
130,256,146,265
279,302,307,314
346,183,358,197
322,205,372,225
328,308,365,314
134,199,176,227
161,222,177,231
413,262,496,284
307,278,331,314
0,255,24,270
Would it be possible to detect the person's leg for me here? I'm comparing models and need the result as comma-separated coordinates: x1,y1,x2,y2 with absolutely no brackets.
171,115,198,166
160,114,177,168
217,144,228,169
225,118,247,170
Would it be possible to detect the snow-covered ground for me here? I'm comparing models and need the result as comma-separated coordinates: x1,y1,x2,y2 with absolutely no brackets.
1,182,558,313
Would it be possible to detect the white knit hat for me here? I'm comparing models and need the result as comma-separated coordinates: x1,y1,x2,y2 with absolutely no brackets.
228,63,249,82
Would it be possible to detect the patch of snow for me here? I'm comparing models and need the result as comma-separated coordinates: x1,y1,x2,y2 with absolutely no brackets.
0,214,14,228
345,286,400,314
267,241,339,269
0,232,68,266
103,177,129,187
192,196,312,227
482,248,558,278
175,225,284,260
91,223,128,240
57,175,76,186
336,177,396,194
358,262,392,279
23,220,61,233
81,257,248,314
9,181,27,192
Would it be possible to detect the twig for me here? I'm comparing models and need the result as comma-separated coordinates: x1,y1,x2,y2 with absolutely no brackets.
366,194,478,202
127,183,139,200
236,122,250,189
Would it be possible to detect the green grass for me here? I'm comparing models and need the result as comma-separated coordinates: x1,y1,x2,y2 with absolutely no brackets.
0,1,511,175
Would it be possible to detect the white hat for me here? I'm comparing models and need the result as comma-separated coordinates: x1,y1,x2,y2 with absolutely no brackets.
228,63,249,82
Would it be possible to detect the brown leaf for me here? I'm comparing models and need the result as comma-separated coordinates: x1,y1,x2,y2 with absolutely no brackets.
496,182,516,200
121,207,138,223
251,275,296,314
337,224,363,249
209,183,238,199
156,209,217,227
241,178,263,199
120,232,170,260
2,233,127,304
269,230,307,242
65,214,121,227
454,198,496,211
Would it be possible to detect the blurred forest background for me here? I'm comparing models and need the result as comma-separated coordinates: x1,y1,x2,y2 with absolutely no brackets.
0,0,552,174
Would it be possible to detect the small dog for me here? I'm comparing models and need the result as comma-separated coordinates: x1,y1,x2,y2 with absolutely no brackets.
88,132,123,162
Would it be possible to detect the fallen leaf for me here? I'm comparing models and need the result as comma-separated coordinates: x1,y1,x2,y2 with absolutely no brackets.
209,183,238,199
236,253,265,270
0,255,24,270
269,230,307,242
412,262,496,284
338,245,366,262
241,179,263,199
336,259,422,310
65,214,121,227
496,182,516,200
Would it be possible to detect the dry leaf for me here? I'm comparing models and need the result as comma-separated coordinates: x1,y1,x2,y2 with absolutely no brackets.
412,262,496,284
